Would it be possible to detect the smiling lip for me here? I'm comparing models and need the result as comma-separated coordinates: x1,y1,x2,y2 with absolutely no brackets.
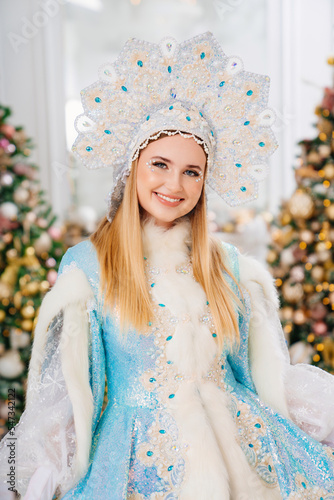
154,192,184,206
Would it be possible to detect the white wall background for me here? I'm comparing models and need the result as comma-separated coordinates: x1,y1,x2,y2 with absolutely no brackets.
1,0,334,223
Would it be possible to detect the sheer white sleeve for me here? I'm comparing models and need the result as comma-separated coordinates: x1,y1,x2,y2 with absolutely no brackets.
0,266,95,499
239,252,334,447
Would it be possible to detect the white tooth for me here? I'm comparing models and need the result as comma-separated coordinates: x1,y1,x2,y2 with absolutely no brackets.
156,193,181,202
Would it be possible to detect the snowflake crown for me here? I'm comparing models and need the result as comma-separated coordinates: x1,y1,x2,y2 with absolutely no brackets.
72,32,278,222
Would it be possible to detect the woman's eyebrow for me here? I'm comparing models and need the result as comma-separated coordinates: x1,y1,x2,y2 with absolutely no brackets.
152,155,202,169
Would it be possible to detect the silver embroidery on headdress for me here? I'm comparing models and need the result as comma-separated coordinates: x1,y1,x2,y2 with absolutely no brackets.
72,32,278,222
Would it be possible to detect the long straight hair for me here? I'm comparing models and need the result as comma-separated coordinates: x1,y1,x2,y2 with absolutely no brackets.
90,142,244,352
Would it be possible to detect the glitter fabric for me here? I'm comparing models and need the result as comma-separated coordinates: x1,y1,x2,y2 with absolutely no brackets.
56,223,334,499
2,222,334,499
72,32,278,222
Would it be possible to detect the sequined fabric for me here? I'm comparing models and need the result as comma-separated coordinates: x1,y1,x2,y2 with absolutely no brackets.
57,224,334,500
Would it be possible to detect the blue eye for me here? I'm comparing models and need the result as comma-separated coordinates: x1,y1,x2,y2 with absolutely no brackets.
152,162,167,169
185,170,200,177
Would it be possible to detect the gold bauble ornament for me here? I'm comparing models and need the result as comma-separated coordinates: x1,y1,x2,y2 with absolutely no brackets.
311,265,325,281
316,242,328,253
307,151,321,163
317,117,333,136
288,190,314,219
303,283,314,294
324,163,334,179
0,310,5,322
25,281,40,295
21,319,33,331
21,305,35,319
281,306,294,320
282,281,304,303
293,309,306,325
13,292,22,309
281,212,292,225
40,280,50,293
323,337,334,369
299,230,314,244
325,204,334,221
327,56,334,65
266,249,278,264
0,281,12,299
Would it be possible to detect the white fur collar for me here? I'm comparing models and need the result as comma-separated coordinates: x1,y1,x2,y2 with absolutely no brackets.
141,217,192,266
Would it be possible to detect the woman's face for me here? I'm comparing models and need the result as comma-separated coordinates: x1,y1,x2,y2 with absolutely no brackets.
136,134,207,228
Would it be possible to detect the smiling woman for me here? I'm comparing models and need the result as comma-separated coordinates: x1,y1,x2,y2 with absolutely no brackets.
1,32,334,500
136,133,207,228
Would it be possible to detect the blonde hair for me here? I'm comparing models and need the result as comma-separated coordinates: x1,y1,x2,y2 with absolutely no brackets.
90,138,244,352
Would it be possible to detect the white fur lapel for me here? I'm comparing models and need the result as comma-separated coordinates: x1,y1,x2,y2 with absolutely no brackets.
27,267,94,482
238,252,290,419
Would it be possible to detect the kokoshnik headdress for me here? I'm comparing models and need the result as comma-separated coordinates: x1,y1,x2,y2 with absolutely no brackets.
72,32,278,222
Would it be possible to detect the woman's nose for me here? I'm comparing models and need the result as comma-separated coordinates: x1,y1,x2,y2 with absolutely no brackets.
164,171,183,192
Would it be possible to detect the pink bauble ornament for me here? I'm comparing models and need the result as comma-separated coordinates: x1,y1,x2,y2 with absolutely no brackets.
46,257,56,268
310,303,327,320
313,321,328,336
0,138,9,149
0,124,15,139
48,226,62,241
47,269,58,286
290,265,305,282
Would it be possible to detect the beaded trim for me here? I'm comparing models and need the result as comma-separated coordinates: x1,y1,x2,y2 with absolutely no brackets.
72,32,278,222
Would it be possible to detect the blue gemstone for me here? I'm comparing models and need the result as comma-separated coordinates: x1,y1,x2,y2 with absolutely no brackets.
146,115,150,121
235,163,242,168
137,60,143,67
166,335,172,341
268,465,272,472
301,482,306,489
168,393,175,399
240,186,246,192
168,465,173,471
159,303,165,307
219,81,225,87
86,146,93,152
246,90,253,96
148,321,152,326
200,52,205,59
104,129,111,134
254,423,261,428
244,121,250,126
199,111,203,117
147,450,153,456
259,141,265,147
151,283,155,287
169,105,173,110
249,443,253,448
149,377,156,383
167,360,172,364
144,256,147,260
221,365,224,370
168,66,172,73
121,85,127,91
237,410,241,417
159,429,166,434
212,333,217,338
186,116,191,121
95,97,101,103
206,300,209,305
211,130,214,136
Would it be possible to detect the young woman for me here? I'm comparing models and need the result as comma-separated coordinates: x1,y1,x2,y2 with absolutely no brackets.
1,32,334,500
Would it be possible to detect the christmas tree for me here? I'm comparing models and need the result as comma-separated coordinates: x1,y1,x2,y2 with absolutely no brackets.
268,70,334,374
0,104,66,437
